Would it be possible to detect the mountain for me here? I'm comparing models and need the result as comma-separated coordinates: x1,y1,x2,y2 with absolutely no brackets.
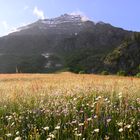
0,14,138,75
104,33,140,75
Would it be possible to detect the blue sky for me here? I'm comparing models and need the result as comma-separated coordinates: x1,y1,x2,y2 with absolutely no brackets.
0,0,140,36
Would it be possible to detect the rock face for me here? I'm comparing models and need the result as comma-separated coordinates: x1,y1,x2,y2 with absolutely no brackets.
0,14,136,74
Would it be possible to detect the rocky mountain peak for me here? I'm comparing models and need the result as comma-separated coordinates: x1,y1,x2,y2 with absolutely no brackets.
38,13,88,25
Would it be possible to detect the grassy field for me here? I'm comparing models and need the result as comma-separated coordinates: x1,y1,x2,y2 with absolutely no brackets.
0,73,140,140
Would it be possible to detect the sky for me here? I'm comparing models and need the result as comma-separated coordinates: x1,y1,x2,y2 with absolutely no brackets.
0,0,140,36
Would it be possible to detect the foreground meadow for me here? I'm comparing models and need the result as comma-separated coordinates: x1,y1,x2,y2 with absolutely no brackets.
0,73,140,140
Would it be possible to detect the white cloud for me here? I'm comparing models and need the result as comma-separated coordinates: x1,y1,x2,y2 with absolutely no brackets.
2,21,8,30
70,10,89,22
24,5,29,10
0,21,31,36
33,6,45,19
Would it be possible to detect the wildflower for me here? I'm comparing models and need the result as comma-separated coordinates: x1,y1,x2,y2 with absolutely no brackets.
5,133,12,137
95,96,102,101
14,137,22,140
74,128,78,131
104,98,108,101
71,120,77,124
82,104,85,107
55,126,60,130
136,98,140,104
16,131,19,135
87,117,92,121
107,100,110,103
4,105,7,108
137,122,140,126
47,138,51,140
49,133,55,138
125,124,131,129
76,133,82,137
117,122,123,127
11,122,15,126
119,128,123,132
44,126,49,130
79,123,84,126
107,118,111,123
94,128,99,133
6,115,12,121
118,92,122,99
104,135,110,140
94,115,98,119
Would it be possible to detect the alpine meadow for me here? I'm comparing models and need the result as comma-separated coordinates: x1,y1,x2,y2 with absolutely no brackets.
0,73,140,140
0,0,140,140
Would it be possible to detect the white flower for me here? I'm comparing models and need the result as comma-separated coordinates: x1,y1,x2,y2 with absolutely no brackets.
47,138,51,140
11,122,15,126
71,120,77,124
14,137,22,140
87,117,92,121
76,133,82,137
96,96,102,101
118,92,122,99
94,128,99,133
104,135,110,140
119,128,123,132
94,115,98,119
74,128,78,131
107,100,110,103
16,131,19,135
107,119,111,123
7,115,12,121
55,126,60,130
117,122,123,126
79,123,84,126
125,124,131,129
5,133,12,137
136,98,140,104
104,98,108,101
49,133,55,138
44,126,49,130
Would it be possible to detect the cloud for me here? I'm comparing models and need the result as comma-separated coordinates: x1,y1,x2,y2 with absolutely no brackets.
24,5,29,10
2,21,8,30
70,10,89,22
33,6,45,19
0,21,31,36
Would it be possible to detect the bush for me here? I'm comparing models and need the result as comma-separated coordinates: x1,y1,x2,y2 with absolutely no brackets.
117,70,126,76
79,70,85,74
136,73,140,78
101,71,109,75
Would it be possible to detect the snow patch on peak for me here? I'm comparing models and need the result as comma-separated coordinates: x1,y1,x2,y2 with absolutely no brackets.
70,11,89,22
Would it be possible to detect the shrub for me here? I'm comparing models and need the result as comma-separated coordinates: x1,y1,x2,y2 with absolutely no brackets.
79,70,86,74
101,71,109,75
117,70,126,76
136,73,140,78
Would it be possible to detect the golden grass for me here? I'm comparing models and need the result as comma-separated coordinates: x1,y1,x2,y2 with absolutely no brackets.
0,73,139,104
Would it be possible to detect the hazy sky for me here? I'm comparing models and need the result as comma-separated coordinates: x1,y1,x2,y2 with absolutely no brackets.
0,0,140,36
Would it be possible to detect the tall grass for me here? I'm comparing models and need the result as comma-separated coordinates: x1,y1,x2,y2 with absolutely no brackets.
0,73,139,140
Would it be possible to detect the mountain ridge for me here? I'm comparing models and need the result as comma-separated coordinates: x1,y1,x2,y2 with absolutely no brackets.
0,14,139,75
